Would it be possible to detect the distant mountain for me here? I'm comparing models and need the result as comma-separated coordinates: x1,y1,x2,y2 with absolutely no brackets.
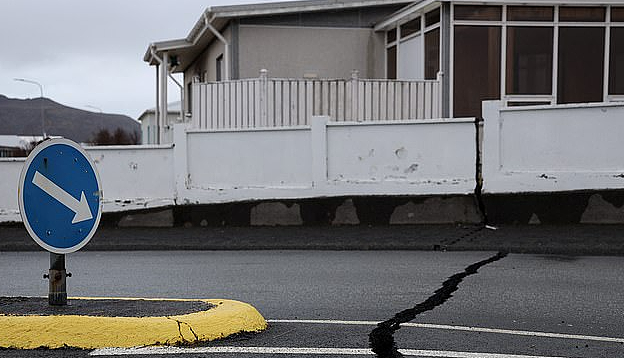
0,95,140,143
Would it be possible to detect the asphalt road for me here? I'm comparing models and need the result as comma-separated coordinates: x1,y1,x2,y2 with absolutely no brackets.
2,224,624,254
1,250,623,357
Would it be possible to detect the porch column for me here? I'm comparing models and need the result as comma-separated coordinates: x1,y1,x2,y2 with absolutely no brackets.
159,52,169,144
155,64,159,145
441,2,451,118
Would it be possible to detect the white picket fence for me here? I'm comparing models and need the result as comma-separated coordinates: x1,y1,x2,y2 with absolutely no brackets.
192,70,442,129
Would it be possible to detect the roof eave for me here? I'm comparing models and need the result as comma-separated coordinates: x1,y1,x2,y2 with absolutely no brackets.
375,0,435,31
210,0,411,18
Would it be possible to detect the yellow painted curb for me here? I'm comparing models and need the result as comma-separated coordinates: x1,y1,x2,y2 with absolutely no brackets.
0,297,267,349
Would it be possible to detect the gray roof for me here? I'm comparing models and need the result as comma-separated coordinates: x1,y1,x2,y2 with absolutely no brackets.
208,0,414,18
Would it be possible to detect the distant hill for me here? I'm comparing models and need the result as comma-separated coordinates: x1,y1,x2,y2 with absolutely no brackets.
0,95,140,143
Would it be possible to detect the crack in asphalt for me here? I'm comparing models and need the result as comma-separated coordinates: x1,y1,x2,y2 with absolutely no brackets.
369,251,508,358
436,225,486,250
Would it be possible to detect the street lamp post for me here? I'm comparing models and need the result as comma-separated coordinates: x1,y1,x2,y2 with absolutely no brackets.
14,78,46,138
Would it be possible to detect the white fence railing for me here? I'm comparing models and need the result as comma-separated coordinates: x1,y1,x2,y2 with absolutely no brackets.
192,70,442,129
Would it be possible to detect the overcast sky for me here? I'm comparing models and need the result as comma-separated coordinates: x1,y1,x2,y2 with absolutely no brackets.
0,0,281,119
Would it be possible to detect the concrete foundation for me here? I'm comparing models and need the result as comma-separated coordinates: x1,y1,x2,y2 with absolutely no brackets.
97,190,624,228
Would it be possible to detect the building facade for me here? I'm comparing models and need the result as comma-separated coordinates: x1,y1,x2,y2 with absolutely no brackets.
144,0,624,133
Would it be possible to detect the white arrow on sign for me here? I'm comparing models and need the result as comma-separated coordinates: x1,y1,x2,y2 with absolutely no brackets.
32,171,93,224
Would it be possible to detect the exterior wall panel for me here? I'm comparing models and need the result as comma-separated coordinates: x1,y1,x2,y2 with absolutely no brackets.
238,25,378,79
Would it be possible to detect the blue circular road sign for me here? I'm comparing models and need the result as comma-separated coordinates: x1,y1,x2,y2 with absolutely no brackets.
18,138,102,254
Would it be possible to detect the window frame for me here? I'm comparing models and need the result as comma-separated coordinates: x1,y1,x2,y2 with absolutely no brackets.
385,4,441,81
449,4,623,116
505,26,554,96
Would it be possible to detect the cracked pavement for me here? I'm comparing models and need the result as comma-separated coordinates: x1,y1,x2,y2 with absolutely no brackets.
1,250,623,357
369,251,508,357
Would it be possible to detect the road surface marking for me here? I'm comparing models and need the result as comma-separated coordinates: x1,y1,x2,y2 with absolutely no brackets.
90,346,568,357
267,319,624,343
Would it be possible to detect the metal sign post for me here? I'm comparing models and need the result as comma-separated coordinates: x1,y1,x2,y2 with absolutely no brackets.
18,138,102,306
46,253,69,305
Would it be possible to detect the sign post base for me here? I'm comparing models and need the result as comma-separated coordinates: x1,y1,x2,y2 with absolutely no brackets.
48,253,67,306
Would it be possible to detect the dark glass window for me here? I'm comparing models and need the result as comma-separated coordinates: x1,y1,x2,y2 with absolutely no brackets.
216,54,223,82
610,28,624,95
507,6,554,21
424,28,440,79
425,8,440,27
387,45,397,79
400,17,421,38
387,29,397,43
612,7,624,22
507,101,551,107
453,26,501,118
187,82,192,114
558,27,604,104
506,27,553,95
454,5,502,21
559,7,606,22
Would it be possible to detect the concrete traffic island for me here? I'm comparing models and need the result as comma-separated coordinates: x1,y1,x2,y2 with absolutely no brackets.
0,296,267,349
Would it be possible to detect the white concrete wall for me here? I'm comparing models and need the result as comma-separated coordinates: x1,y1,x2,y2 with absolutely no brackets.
186,128,312,189
177,118,476,204
0,145,175,222
0,119,477,222
0,158,26,222
85,145,175,211
325,119,475,195
483,101,624,193
180,126,314,204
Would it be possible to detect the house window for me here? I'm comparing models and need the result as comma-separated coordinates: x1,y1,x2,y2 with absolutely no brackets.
423,8,441,80
386,27,398,79
187,82,192,114
559,7,606,22
613,7,624,22
387,29,397,43
454,26,501,118
558,27,604,104
216,55,224,82
425,8,440,27
399,17,423,80
424,28,439,79
449,3,624,115
506,27,553,95
507,6,554,21
454,5,502,21
401,17,421,38
387,45,397,79
610,28,624,95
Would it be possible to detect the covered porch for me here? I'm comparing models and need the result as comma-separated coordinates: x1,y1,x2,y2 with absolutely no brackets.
377,1,624,118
